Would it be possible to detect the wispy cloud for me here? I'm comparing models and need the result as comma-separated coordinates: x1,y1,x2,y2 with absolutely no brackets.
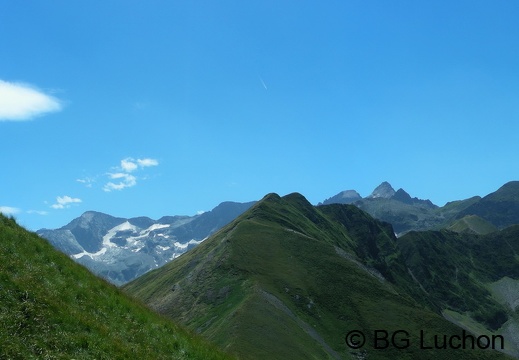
0,80,62,121
27,210,49,216
75,157,159,192
119,157,159,172
0,206,21,215
137,158,159,168
121,158,139,172
102,157,159,192
51,196,82,209
76,176,96,188
103,173,137,192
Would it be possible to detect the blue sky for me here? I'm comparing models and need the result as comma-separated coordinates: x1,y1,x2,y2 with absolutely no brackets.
1,1,519,231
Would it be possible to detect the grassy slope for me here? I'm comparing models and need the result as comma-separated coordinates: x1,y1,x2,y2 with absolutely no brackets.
447,215,498,235
394,227,519,356
0,214,232,360
125,194,510,360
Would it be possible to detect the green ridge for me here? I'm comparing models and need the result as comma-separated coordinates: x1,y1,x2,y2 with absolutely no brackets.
447,215,498,235
124,194,512,359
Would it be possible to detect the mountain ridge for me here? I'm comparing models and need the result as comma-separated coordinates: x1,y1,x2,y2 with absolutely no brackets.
124,192,514,359
321,181,519,235
37,201,255,285
35,180,519,286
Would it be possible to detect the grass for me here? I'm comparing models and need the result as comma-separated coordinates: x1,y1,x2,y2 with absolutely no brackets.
0,214,233,360
447,215,498,235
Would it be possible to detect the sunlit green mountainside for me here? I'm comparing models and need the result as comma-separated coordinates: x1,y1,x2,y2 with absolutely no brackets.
124,193,512,360
447,215,498,235
0,214,232,359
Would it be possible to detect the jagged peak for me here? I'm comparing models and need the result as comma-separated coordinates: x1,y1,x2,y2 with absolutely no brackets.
367,181,396,199
393,188,412,203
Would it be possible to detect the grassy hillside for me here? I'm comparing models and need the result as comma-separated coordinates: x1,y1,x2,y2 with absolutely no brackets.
124,194,511,359
0,214,232,360
447,215,498,235
391,227,519,356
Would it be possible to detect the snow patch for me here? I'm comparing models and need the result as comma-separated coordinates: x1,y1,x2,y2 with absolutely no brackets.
173,238,205,250
103,221,138,248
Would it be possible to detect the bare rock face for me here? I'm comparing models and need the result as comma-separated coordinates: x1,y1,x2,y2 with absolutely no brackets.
367,181,396,199
320,190,362,205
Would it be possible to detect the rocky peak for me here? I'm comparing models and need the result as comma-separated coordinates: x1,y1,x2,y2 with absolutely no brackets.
367,182,396,199
393,188,413,204
320,190,362,205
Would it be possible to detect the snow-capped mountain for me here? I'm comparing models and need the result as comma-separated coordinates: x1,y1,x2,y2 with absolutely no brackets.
37,201,255,285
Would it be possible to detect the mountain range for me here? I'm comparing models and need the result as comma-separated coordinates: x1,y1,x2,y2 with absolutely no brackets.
37,201,255,285
123,192,517,359
5,180,519,358
37,181,519,285
322,181,519,236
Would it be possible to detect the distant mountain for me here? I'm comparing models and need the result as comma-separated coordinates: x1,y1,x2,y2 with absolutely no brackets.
38,181,519,287
124,193,512,359
320,182,519,236
456,181,519,229
38,201,255,285
320,190,361,205
367,181,396,199
322,182,440,235
0,214,231,359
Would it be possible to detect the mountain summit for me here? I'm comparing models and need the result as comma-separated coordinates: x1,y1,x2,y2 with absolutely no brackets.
320,190,362,205
367,181,396,199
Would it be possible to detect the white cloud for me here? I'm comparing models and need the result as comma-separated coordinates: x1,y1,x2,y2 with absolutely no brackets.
0,80,62,121
103,173,137,192
82,157,160,192
137,158,159,168
51,196,82,209
0,206,21,215
121,158,138,172
119,157,159,172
